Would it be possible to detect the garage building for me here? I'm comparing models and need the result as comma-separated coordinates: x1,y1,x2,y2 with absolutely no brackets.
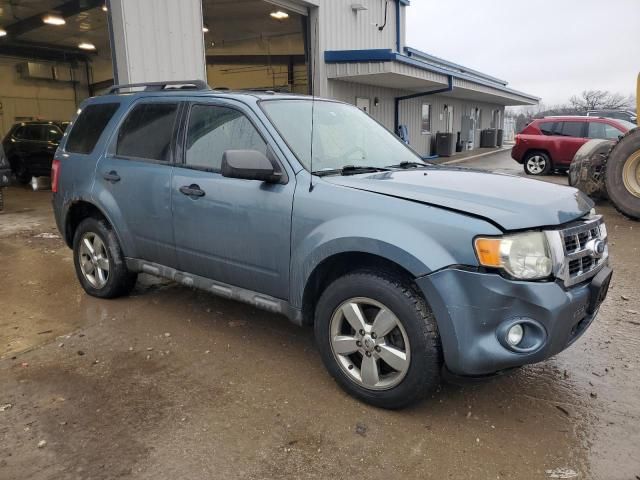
0,0,538,158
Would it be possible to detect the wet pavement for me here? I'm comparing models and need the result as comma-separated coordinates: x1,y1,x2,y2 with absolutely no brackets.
0,151,638,480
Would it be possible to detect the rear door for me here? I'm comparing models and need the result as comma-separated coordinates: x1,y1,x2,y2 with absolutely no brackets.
554,121,587,166
171,100,294,299
96,100,180,267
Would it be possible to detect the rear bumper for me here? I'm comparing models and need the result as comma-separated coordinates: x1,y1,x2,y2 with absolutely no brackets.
417,268,600,376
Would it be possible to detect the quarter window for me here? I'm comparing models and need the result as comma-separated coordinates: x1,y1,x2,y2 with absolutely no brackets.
117,103,179,161
67,103,120,154
185,105,267,171
538,122,555,136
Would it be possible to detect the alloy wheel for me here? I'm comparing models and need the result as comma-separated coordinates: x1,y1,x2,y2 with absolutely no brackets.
526,155,546,174
78,232,110,289
622,150,640,199
329,297,411,391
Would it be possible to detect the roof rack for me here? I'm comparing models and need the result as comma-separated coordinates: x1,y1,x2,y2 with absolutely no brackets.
107,80,210,95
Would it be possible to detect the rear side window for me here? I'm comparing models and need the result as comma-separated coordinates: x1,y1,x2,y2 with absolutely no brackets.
185,105,267,171
67,103,120,154
117,103,179,161
557,121,584,137
538,122,555,136
46,126,63,142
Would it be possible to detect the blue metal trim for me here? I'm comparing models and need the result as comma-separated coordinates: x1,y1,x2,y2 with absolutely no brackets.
404,46,508,86
324,49,541,102
395,1,401,52
394,75,453,133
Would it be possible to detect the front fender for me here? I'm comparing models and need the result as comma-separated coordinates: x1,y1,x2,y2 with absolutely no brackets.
289,179,501,308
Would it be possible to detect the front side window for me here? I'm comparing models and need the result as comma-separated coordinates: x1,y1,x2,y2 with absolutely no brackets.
117,103,178,161
67,103,120,154
47,126,63,142
261,99,424,172
185,105,267,171
421,104,431,134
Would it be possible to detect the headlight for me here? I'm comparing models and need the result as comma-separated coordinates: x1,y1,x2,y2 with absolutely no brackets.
474,231,553,280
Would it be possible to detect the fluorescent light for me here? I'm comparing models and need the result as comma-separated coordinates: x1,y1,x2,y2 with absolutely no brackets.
0,29,6,37
270,11,289,20
202,26,209,33
43,14,66,26
102,5,108,12
78,42,96,50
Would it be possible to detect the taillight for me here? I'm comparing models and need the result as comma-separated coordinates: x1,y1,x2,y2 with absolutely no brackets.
51,159,61,193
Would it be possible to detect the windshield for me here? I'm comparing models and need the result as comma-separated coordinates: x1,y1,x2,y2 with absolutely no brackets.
617,119,638,130
260,99,425,172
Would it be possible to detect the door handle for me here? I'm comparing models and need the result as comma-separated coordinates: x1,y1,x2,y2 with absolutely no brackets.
103,171,121,183
179,184,205,198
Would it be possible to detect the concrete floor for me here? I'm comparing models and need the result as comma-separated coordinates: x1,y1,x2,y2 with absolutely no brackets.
0,150,639,480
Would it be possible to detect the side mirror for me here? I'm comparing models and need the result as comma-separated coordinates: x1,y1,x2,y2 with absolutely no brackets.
221,149,283,183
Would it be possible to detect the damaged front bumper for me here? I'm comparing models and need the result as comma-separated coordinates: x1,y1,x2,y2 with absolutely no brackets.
417,267,610,377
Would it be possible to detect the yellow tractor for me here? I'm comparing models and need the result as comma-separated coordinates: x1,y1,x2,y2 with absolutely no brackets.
569,74,640,220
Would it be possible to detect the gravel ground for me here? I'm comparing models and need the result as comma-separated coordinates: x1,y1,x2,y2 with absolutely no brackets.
0,150,638,480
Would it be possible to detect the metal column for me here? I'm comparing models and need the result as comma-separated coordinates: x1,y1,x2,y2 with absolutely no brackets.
107,0,207,84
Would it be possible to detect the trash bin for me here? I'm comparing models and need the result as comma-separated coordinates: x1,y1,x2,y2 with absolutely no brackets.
480,129,497,148
497,129,504,147
435,132,454,157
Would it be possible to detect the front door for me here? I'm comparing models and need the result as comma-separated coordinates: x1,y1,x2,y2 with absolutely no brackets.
171,101,294,299
95,100,180,266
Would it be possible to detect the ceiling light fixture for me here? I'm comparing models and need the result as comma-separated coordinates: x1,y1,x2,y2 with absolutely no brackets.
78,42,96,50
270,11,289,20
202,26,209,33
43,14,66,26
102,5,108,12
0,29,7,37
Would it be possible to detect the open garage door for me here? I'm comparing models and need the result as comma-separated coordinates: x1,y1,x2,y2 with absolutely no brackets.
203,0,310,94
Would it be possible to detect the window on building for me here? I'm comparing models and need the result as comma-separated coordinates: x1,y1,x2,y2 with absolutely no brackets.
421,104,431,134
185,105,267,172
117,103,178,161
588,122,623,140
538,122,555,136
557,121,584,138
67,103,120,154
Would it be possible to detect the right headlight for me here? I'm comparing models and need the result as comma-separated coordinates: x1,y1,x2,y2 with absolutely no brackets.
474,231,553,280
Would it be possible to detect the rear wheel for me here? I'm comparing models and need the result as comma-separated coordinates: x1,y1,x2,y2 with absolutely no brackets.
73,217,137,298
524,151,551,176
605,128,640,221
314,271,442,409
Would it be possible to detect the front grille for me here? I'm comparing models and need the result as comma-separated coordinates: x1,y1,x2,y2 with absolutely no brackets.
547,214,608,287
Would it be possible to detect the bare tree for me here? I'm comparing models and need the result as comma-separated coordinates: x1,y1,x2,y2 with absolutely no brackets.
569,90,634,111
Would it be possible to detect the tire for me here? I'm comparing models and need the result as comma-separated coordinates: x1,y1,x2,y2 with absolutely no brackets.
604,128,640,221
314,271,442,409
523,151,551,176
72,217,138,298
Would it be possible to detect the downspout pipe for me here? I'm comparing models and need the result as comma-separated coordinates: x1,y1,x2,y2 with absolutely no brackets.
395,0,401,52
394,75,453,133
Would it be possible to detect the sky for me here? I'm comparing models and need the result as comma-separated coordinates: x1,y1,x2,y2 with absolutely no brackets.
405,0,640,108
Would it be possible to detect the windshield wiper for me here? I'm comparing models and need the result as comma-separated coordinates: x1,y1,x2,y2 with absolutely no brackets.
313,165,391,177
386,161,431,169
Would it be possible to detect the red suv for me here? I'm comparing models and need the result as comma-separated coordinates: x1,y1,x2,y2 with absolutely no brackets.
512,116,634,175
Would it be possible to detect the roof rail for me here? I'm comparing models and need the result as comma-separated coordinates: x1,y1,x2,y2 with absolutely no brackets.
107,80,210,95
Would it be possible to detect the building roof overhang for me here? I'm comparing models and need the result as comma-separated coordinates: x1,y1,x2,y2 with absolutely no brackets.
324,49,539,106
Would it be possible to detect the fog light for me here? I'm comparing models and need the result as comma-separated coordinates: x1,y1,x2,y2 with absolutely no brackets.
507,324,524,346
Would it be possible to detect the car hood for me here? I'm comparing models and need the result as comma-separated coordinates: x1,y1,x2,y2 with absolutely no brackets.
322,167,594,231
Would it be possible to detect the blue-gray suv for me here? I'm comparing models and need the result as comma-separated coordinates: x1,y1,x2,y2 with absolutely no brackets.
52,81,612,409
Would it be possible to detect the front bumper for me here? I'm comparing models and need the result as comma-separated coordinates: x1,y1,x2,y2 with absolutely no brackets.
417,268,603,376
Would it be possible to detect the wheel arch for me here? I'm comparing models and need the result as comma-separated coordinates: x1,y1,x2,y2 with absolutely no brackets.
63,200,128,254
300,250,423,326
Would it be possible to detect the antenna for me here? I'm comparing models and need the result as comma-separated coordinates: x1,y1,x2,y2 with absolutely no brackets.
309,14,319,192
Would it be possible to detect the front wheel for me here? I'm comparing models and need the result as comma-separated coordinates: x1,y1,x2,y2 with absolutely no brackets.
314,271,442,409
524,151,551,176
73,217,137,298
